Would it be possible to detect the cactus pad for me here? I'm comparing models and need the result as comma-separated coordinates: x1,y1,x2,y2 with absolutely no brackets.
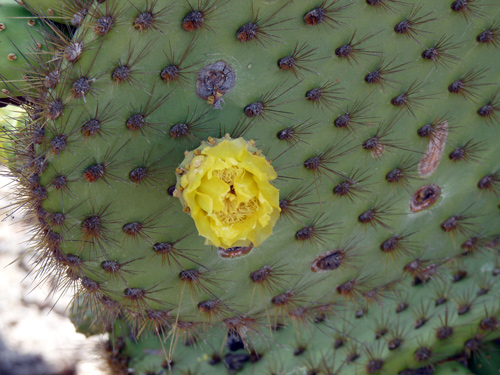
1,0,500,374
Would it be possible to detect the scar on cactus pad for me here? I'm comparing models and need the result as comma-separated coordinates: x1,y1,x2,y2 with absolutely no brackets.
0,0,500,374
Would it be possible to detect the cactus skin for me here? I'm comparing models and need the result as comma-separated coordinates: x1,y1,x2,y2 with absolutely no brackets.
469,339,500,375
1,0,500,374
0,0,46,98
433,362,474,375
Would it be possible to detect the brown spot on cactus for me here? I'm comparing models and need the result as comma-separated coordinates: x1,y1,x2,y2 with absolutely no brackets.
132,0,171,32
236,2,290,46
346,344,360,363
414,346,432,362
64,41,83,63
276,120,318,146
83,164,105,183
180,268,220,295
380,232,417,263
447,68,492,102
271,285,308,316
80,204,115,257
152,234,196,268
365,358,384,374
82,215,103,240
295,214,336,246
386,156,419,192
278,186,313,223
82,119,102,138
44,69,61,89
101,259,138,283
358,199,395,230
366,0,405,12
182,0,227,32
434,294,451,311
477,22,500,48
160,36,198,86
94,16,114,36
465,336,482,356
304,1,351,28
335,30,381,65
436,325,454,340
236,22,258,42
394,5,435,45
31,126,45,145
396,300,409,313
46,99,63,120
126,91,172,136
50,175,68,191
196,61,235,108
336,275,369,301
477,89,500,125
334,98,373,134
243,81,298,122
223,315,259,348
197,298,227,322
305,80,345,113
217,243,253,258
461,235,483,255
112,43,152,86
182,10,203,31
452,269,468,282
409,184,441,212
365,57,411,89
277,42,318,78
362,119,402,159
477,170,500,197
170,108,211,140
421,35,461,67
49,212,66,227
293,345,306,356
311,241,355,273
303,139,353,182
333,169,371,202
388,337,403,350
391,80,435,118
414,303,430,329
451,0,485,22
449,139,485,162
49,134,68,155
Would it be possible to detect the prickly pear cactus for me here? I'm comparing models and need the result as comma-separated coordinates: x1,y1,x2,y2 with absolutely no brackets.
1,0,500,374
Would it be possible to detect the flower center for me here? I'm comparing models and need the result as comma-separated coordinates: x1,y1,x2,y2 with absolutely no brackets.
213,168,259,225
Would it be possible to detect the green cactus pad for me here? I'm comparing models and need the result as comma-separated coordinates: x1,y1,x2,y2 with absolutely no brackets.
0,0,47,98
434,362,475,375
2,0,500,374
469,340,500,375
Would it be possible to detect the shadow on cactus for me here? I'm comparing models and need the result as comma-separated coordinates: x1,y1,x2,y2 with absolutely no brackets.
1,0,500,374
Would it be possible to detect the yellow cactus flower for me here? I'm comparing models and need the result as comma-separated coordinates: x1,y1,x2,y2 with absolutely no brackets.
176,136,280,249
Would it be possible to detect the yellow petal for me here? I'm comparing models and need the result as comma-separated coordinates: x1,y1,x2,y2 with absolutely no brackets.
197,175,229,212
195,192,213,214
233,170,258,203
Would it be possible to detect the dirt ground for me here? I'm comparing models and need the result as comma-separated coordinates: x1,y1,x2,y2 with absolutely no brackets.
0,175,108,375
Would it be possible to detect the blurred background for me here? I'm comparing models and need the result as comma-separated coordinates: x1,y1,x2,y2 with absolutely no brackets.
0,174,106,375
